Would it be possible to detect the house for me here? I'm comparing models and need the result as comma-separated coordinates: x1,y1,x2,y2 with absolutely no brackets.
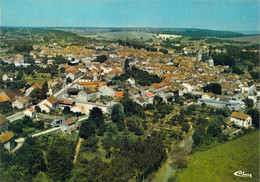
78,87,99,102
3,89,24,102
60,117,79,133
99,86,116,97
47,78,64,96
65,68,81,80
225,121,233,128
128,87,140,98
25,83,42,96
202,92,215,100
24,108,36,118
0,114,8,133
12,96,32,109
126,77,136,86
136,96,146,106
230,112,252,128
0,131,15,151
144,92,154,104
114,92,124,98
38,96,59,112
0,93,9,104
2,73,13,81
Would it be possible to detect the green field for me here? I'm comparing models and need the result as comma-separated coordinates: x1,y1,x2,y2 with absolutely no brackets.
177,130,259,182
24,73,52,84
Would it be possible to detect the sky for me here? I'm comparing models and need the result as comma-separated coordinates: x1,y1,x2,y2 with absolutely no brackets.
0,0,259,31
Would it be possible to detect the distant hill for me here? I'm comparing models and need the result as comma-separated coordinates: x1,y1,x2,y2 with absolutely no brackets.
58,27,244,38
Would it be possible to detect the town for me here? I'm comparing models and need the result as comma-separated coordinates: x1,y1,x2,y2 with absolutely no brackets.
0,27,259,181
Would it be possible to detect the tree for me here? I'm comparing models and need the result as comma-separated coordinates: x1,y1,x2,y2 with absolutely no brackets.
46,138,74,181
42,81,48,97
111,104,125,123
181,122,190,133
124,59,130,72
247,109,259,127
63,106,71,114
79,121,96,139
60,67,65,73
66,77,72,83
193,126,206,146
35,106,41,112
207,122,222,137
22,115,33,127
203,83,222,95
93,55,107,63
34,120,44,129
243,98,254,108
88,107,104,128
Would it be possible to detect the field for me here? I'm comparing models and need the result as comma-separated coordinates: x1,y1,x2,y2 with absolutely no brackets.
85,31,157,41
221,35,260,44
24,73,52,84
68,30,159,41
176,130,259,182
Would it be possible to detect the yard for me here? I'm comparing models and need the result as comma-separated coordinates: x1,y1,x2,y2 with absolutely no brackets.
24,73,52,84
176,130,259,182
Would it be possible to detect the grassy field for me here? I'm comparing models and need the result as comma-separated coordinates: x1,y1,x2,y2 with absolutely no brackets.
221,35,260,44
24,73,52,84
176,130,259,182
78,31,158,41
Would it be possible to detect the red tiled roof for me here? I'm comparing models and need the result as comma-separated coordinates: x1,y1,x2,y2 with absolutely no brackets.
115,92,124,98
46,96,59,105
145,92,154,98
0,131,14,143
231,112,249,120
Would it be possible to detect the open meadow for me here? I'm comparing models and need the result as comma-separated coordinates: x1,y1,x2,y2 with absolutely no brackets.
176,130,259,182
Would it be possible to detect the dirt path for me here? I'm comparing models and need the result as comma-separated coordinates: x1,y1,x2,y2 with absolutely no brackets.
73,137,83,164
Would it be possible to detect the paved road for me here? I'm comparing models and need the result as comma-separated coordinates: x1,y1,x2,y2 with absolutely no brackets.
7,112,24,122
230,129,242,135
13,127,61,152
54,74,84,98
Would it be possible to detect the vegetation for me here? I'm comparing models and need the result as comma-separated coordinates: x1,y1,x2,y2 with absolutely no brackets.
109,66,162,86
203,83,222,95
177,130,259,182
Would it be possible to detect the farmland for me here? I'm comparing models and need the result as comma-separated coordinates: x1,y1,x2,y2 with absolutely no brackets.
176,130,259,182
221,35,260,44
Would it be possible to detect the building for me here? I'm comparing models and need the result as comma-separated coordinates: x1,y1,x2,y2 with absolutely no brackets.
60,117,79,133
38,96,59,112
0,131,15,151
230,112,252,128
24,108,36,118
12,96,32,109
0,114,8,133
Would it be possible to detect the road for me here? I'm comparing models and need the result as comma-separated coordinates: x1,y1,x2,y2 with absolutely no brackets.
7,112,24,122
54,74,84,98
12,127,61,152
230,129,242,135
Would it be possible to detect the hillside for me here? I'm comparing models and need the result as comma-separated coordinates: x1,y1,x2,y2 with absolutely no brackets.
177,131,259,182
59,27,243,40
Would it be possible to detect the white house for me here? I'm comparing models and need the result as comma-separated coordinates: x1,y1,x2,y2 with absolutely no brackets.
99,86,116,97
24,108,36,118
2,73,13,81
144,92,154,104
12,96,32,109
230,112,252,128
78,87,100,102
38,96,59,112
0,131,15,151
60,117,79,133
